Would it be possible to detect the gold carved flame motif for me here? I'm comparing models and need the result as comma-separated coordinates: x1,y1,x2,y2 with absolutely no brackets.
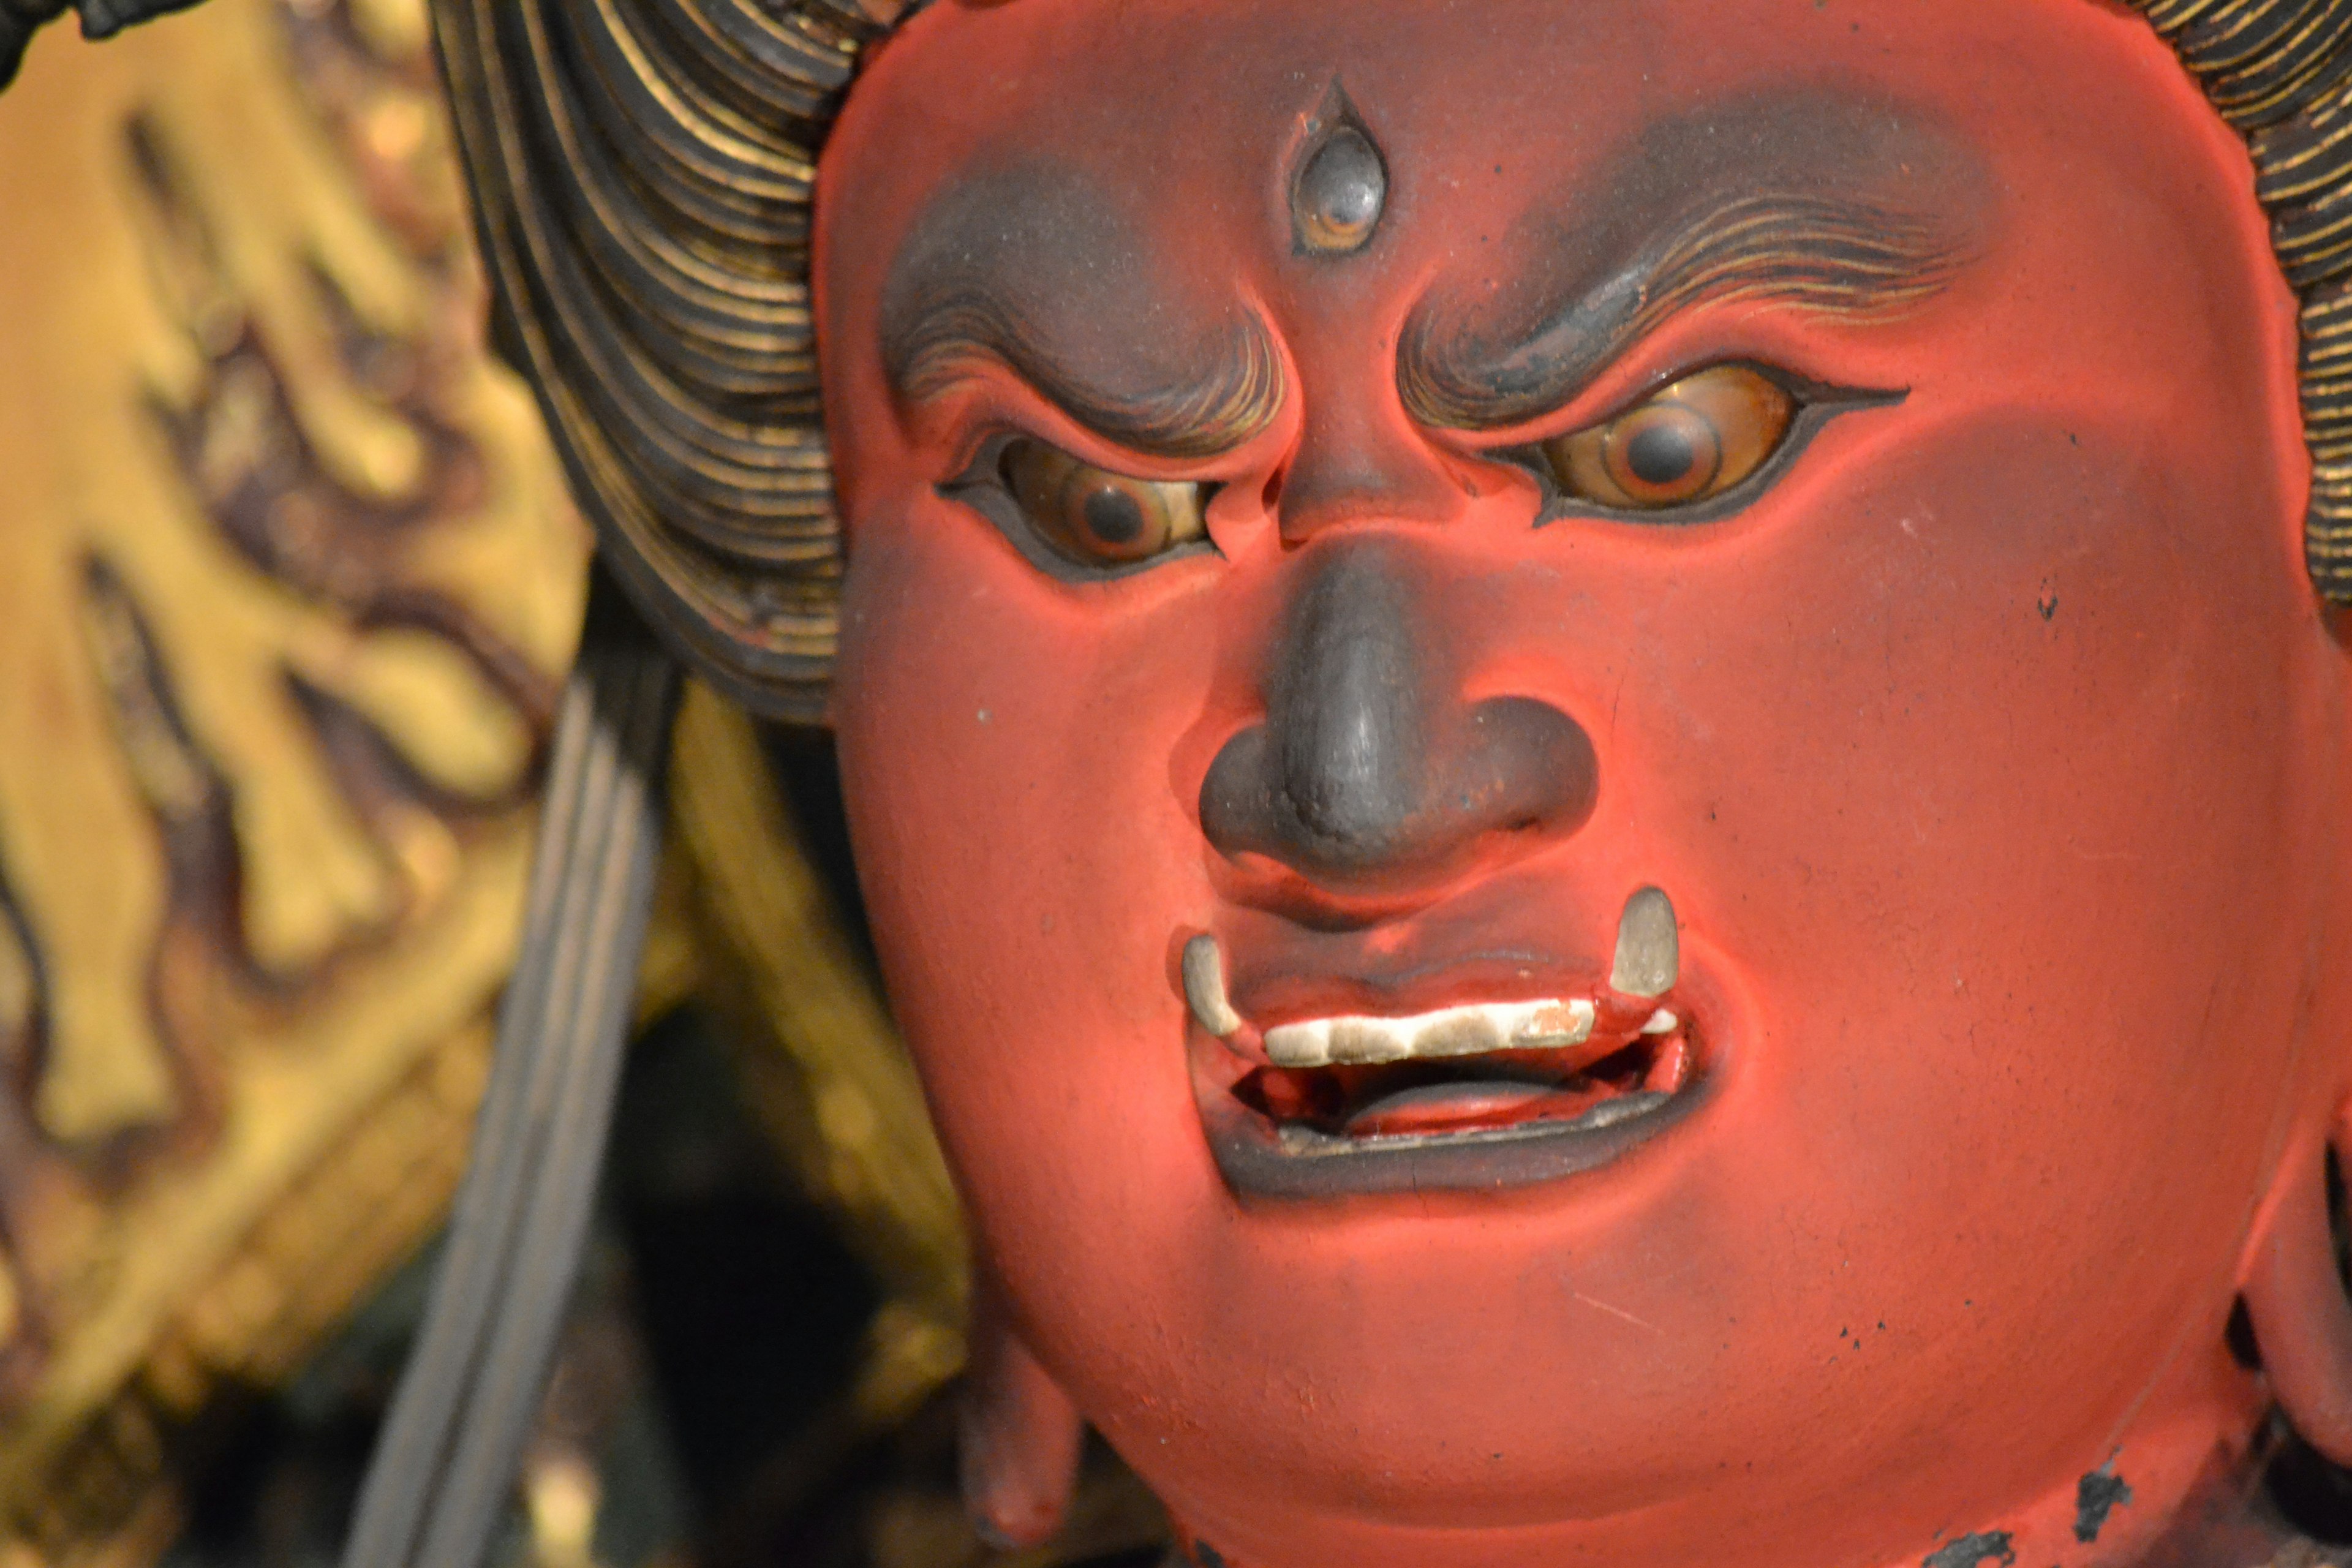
0,0,584,1146
0,0,587,1553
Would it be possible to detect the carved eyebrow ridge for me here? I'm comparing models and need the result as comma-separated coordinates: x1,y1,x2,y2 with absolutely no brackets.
889,293,1284,462
1401,187,1977,432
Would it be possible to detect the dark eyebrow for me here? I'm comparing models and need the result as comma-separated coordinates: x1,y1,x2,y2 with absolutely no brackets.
880,162,1283,462
1398,88,1991,432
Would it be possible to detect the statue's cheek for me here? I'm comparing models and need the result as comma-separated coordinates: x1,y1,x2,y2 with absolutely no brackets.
1626,405,2316,1185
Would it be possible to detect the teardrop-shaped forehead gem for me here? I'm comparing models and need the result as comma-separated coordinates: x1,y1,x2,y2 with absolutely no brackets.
1294,124,1387,255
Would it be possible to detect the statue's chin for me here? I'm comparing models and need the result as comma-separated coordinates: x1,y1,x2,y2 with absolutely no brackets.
1140,1363,2270,1568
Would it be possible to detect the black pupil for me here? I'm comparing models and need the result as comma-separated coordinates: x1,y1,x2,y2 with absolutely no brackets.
1626,420,1700,488
1080,484,1148,546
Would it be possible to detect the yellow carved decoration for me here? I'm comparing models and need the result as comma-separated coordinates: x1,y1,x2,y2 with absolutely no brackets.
0,0,584,1146
0,0,605,1556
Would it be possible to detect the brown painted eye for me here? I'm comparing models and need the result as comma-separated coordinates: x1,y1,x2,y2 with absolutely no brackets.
1001,439,1208,568
1542,364,1796,511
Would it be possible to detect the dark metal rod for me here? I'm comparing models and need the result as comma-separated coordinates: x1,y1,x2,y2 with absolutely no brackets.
341,576,679,1568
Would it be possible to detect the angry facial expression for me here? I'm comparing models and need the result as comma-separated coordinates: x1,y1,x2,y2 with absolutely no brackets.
816,2,2345,1563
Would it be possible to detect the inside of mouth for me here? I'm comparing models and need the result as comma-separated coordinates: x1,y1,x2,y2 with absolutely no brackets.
1233,1021,1697,1142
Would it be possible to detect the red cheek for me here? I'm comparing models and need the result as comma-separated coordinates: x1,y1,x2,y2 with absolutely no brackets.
1648,407,2310,1017
1578,408,2320,1441
831,497,1235,1161
1613,406,2313,1144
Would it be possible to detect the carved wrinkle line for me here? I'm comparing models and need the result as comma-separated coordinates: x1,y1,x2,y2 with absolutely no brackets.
893,298,1286,462
1401,192,1977,431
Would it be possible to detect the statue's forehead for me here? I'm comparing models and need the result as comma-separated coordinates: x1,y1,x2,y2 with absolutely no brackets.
855,0,2054,181
829,0,2190,306
854,0,1780,224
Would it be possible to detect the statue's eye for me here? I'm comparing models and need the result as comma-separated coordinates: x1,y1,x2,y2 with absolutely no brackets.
1001,439,1208,568
1540,364,1796,512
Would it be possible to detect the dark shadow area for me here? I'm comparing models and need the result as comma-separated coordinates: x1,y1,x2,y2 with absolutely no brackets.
605,1006,880,1520
762,725,877,975
2267,1429,2352,1547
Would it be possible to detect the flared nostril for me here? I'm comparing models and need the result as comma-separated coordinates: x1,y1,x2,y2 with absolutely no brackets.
1199,726,1283,861
1196,545,1596,887
1453,695,1599,839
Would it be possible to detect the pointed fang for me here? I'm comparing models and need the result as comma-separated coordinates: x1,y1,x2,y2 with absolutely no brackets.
1183,934,1244,1038
1611,887,1679,999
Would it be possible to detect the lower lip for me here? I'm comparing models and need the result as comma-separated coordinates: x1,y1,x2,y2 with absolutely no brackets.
1193,1018,1711,1202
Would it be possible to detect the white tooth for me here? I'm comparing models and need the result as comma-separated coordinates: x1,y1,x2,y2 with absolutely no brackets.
1406,1010,1509,1060
1509,999,1597,1049
1611,887,1679,998
1265,1019,1338,1068
1182,935,1243,1038
1641,1008,1679,1035
1325,1019,1418,1065
1264,998,1594,1069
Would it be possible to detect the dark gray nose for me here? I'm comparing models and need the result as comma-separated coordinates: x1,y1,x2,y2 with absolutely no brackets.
1199,545,1597,888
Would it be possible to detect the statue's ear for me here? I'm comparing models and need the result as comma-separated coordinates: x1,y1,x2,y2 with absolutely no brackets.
960,1275,1084,1550
2244,1124,2352,1466
2,0,211,91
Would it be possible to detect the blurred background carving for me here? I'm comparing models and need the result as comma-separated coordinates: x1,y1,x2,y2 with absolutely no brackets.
0,2,1163,1561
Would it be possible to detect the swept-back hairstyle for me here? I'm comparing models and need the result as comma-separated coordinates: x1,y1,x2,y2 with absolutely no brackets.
428,0,2352,725
428,0,902,725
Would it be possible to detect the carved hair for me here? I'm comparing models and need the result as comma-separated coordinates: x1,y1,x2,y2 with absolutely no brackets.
424,0,2352,722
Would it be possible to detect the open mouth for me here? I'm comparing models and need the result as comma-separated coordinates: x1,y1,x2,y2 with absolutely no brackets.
1242,997,1693,1142
1186,889,1713,1198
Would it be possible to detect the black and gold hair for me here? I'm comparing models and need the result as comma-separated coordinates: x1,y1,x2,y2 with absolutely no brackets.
427,0,897,725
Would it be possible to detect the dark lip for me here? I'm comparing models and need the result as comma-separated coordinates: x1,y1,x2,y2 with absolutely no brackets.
1197,1080,1708,1200
1190,1016,1712,1201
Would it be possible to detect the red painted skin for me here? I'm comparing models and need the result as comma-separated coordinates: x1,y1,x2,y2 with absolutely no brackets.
814,2,2352,1564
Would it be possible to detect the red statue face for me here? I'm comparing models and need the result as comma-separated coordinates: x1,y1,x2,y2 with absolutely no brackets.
816,2,2350,1563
